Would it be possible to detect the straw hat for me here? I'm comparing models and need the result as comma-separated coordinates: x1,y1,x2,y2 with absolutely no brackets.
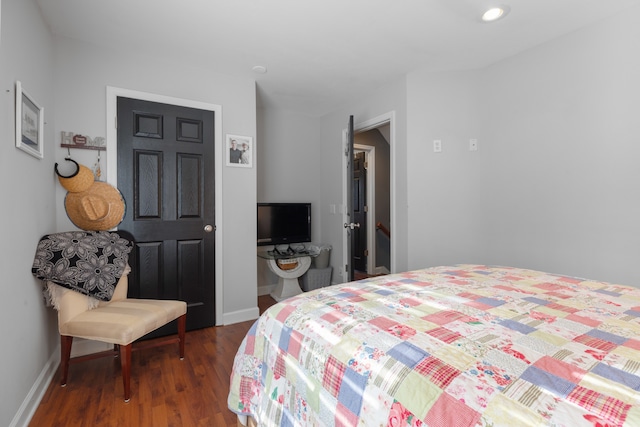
65,182,126,231
55,159,95,193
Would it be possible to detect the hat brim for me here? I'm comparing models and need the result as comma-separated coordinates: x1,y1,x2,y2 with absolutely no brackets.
65,182,126,231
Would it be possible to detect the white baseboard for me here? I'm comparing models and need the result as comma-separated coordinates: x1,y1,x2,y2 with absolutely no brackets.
223,306,260,325
9,347,59,427
9,337,112,427
257,284,276,296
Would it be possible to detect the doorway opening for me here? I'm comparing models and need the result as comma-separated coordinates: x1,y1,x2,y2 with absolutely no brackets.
342,111,395,283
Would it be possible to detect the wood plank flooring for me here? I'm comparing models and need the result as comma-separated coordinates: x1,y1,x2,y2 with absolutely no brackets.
29,296,277,427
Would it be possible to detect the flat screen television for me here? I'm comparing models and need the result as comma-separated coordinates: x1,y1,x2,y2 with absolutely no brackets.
257,203,311,246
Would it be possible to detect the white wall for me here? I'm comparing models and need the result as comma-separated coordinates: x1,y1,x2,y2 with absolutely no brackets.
319,78,408,283
51,36,259,322
407,5,640,286
406,70,484,267
0,1,58,426
2,5,259,423
256,107,322,289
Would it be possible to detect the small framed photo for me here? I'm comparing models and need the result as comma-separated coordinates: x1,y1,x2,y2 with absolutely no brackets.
226,134,253,168
15,81,44,159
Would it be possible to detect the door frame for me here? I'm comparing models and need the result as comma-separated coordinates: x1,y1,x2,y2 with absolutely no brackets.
354,144,376,275
105,86,224,326
342,111,396,283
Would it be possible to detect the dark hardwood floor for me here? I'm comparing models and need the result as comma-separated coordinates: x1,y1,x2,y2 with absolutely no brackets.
29,295,277,427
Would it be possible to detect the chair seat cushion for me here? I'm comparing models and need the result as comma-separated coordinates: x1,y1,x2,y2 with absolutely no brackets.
60,299,187,345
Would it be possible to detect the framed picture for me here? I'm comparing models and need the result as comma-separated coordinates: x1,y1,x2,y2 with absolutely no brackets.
226,134,253,168
15,81,44,159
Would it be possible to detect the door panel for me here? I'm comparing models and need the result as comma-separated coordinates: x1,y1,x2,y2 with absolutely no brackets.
117,97,215,335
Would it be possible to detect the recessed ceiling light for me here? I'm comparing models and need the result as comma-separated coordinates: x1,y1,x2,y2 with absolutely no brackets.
252,65,267,74
482,6,509,22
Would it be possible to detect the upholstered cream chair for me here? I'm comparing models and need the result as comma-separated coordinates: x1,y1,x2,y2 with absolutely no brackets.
51,268,187,402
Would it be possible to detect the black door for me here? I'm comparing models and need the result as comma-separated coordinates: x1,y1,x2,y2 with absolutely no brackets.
345,115,355,282
117,97,215,334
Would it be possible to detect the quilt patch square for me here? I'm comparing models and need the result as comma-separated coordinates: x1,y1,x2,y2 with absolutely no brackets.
500,319,537,335
395,371,442,420
595,289,622,298
399,297,422,307
426,327,462,344
457,292,480,300
287,330,304,360
521,365,577,398
623,339,640,351
424,392,481,427
334,402,359,426
387,341,430,368
566,313,603,327
567,385,631,425
245,335,256,354
592,363,640,391
476,297,506,307
323,355,346,398
337,368,368,415
586,329,627,346
369,316,399,330
321,310,348,324
534,282,566,291
275,304,296,322
372,357,412,395
545,302,579,314
523,296,550,306
274,351,287,379
278,325,293,352
574,334,618,352
414,356,460,389
424,310,471,325
546,291,572,300
465,300,494,311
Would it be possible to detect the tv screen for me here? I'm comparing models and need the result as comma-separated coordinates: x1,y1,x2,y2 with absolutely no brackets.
257,203,311,246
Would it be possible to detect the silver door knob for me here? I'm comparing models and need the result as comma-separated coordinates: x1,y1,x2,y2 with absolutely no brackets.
344,222,360,229
204,224,214,233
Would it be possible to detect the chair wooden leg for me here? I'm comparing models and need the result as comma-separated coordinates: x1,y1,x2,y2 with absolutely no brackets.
119,343,132,402
178,314,186,360
60,335,73,386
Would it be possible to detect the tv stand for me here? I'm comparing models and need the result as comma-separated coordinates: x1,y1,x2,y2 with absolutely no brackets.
258,251,311,302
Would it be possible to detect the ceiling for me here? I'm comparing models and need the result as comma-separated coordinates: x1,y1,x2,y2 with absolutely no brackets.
37,0,640,117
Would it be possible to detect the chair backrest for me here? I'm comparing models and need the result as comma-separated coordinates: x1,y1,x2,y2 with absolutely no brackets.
53,266,131,330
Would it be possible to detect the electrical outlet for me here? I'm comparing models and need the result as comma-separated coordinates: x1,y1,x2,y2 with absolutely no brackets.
469,139,478,151
433,140,442,153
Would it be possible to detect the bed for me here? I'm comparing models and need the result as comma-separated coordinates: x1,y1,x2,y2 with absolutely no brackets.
228,265,640,426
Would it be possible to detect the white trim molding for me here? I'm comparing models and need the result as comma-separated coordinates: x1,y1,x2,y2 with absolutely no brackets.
9,347,59,427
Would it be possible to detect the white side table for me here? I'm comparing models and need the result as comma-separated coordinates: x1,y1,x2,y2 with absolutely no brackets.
265,256,312,302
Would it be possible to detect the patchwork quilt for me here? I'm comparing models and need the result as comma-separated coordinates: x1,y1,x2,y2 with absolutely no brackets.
228,265,640,426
